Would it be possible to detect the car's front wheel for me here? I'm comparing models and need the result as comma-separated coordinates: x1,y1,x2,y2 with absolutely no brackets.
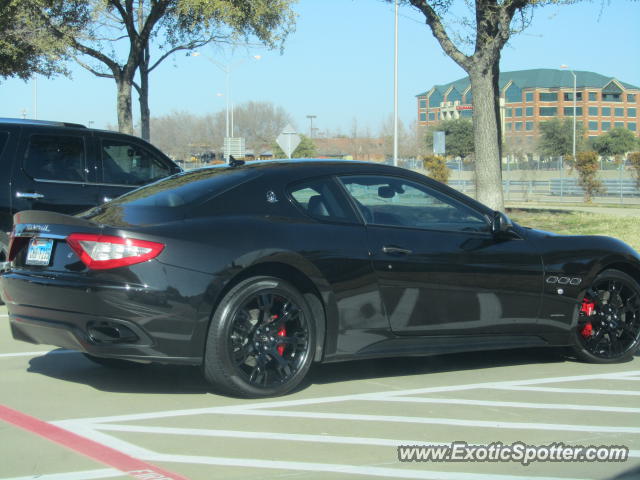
203,276,316,398
572,269,640,363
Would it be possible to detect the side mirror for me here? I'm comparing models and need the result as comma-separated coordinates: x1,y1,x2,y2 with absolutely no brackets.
490,211,513,236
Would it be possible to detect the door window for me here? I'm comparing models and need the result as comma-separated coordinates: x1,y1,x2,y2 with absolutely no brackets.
0,132,8,156
100,139,171,186
289,178,356,223
339,175,488,232
24,135,86,182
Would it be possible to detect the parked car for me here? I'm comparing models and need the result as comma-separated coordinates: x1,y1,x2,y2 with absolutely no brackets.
0,118,181,268
2,160,639,397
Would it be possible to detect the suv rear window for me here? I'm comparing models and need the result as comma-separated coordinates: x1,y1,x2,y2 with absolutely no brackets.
24,134,86,182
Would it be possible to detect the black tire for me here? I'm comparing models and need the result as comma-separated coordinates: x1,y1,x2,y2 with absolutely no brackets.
572,269,640,363
82,353,146,369
203,276,316,398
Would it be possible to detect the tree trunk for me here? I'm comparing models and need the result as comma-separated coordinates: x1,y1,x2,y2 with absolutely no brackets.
469,67,504,211
116,76,134,135
139,46,151,141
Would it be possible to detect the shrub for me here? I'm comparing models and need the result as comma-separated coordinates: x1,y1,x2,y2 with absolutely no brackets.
422,155,450,184
629,152,640,190
574,151,605,203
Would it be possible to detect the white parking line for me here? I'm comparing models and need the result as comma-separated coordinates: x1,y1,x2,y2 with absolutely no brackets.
363,396,640,413
0,350,72,358
49,369,640,480
494,386,640,396
1,469,122,480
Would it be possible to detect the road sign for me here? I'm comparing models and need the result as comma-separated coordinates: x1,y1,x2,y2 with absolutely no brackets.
276,125,301,159
433,131,445,155
224,137,245,160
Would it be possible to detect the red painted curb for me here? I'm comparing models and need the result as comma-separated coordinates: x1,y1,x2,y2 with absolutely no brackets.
0,404,190,480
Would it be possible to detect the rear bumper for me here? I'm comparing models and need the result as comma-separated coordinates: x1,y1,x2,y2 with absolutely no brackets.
0,265,215,365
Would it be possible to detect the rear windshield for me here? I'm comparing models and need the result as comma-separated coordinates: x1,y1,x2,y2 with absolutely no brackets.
109,166,255,208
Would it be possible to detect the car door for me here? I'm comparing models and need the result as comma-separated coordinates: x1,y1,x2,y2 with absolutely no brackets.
338,174,543,336
11,127,102,216
95,133,177,202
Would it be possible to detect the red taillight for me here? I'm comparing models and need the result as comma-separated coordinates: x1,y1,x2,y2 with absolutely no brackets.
66,233,164,270
8,230,29,261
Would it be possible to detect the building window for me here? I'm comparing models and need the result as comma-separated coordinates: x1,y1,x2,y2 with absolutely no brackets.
564,92,583,101
588,121,598,131
539,107,557,116
428,112,435,121
628,108,637,118
460,110,473,118
525,92,534,102
564,107,583,116
601,107,611,116
602,93,621,102
602,122,611,131
525,122,534,131
588,92,597,101
515,122,523,131
514,108,522,117
614,122,624,128
628,94,637,102
615,108,624,117
629,123,637,131
420,113,427,122
588,106,598,116
419,100,427,109
539,92,558,102
505,123,512,131
525,107,533,116
505,108,512,118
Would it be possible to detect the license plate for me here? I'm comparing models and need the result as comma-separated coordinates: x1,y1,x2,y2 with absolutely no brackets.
26,238,54,266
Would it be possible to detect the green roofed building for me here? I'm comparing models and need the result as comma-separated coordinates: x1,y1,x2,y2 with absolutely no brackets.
416,68,639,140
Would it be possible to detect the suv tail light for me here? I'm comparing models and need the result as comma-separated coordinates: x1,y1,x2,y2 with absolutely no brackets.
67,233,164,270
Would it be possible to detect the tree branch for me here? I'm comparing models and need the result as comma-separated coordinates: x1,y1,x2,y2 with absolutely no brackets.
407,0,471,70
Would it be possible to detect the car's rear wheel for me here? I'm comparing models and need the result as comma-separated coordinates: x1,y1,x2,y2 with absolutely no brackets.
203,276,316,398
572,269,640,363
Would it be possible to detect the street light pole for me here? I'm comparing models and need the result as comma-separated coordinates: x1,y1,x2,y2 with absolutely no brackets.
560,65,577,160
392,0,399,167
306,115,317,138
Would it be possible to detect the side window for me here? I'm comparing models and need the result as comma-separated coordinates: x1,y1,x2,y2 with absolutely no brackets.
289,178,355,223
24,134,86,182
339,175,488,232
0,132,8,156
100,139,171,186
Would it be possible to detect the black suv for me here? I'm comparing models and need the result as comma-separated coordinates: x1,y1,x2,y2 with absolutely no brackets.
0,118,181,266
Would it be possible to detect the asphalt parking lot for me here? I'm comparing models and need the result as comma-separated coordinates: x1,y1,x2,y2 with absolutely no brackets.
1,304,639,480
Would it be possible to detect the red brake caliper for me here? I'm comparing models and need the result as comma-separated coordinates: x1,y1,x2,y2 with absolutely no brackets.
276,324,287,356
580,299,595,338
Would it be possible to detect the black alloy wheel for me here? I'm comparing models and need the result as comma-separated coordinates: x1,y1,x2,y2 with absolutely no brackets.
573,269,640,363
203,276,316,397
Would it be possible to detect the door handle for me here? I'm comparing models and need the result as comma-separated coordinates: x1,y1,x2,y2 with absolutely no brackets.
382,245,412,255
16,192,44,200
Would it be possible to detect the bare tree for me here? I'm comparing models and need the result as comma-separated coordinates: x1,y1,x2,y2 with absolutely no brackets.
396,0,580,210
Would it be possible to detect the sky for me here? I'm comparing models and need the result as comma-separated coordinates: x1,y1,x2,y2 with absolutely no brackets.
1,0,639,139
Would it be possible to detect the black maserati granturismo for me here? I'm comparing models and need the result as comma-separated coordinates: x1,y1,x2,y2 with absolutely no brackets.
2,159,639,397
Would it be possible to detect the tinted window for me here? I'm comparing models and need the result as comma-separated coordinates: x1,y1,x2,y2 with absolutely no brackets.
339,175,488,232
24,134,86,182
100,139,171,185
0,132,8,156
289,178,354,223
106,167,255,208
